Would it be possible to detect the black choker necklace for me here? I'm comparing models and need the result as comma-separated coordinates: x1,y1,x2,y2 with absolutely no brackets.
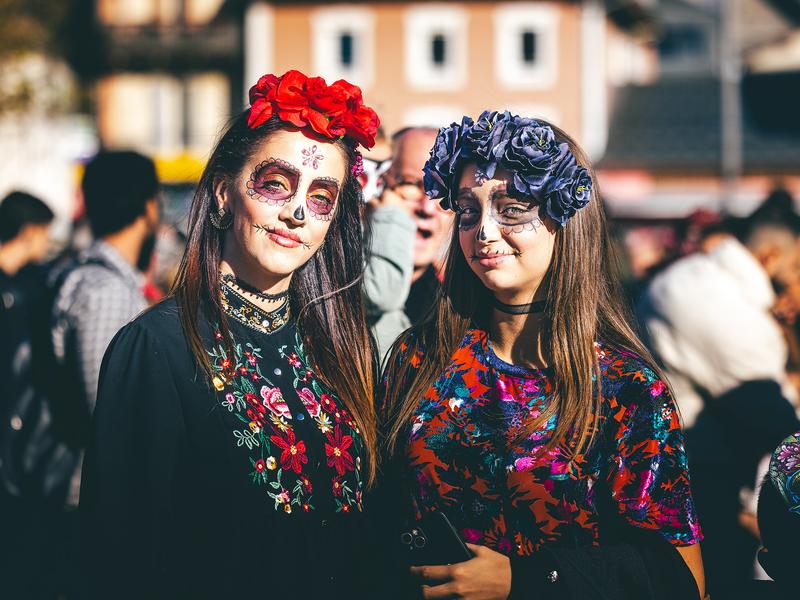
221,273,289,303
493,298,547,315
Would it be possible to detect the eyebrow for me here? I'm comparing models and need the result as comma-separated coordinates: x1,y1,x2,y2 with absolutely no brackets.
489,184,509,203
456,188,477,200
255,158,301,177
312,176,341,190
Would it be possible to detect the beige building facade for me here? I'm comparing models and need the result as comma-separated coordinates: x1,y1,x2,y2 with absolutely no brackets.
245,1,655,159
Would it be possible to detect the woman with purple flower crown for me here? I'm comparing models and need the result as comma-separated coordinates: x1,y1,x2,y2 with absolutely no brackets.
380,112,706,599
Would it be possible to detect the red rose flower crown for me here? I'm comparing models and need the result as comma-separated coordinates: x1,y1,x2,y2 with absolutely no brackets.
247,70,380,156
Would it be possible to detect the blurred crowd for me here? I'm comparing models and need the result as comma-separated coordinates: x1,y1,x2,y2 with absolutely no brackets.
2,124,800,599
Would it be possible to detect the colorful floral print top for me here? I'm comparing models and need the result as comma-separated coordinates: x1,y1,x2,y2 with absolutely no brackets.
401,328,702,556
210,283,364,514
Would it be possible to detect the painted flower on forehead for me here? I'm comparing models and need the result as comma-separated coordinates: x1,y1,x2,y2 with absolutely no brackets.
247,69,380,150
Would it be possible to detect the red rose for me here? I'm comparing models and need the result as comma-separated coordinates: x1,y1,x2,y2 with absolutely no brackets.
246,70,380,149
247,73,280,128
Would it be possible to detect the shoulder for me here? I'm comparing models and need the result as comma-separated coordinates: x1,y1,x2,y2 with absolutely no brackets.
106,297,188,359
597,342,671,411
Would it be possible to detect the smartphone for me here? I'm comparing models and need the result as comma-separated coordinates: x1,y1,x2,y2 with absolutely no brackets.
399,511,474,566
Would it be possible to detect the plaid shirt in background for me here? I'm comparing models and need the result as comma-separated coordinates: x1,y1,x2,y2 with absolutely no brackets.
51,241,147,504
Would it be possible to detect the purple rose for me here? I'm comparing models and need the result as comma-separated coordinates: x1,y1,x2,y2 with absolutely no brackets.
542,153,593,226
504,123,564,193
423,115,473,208
464,110,521,179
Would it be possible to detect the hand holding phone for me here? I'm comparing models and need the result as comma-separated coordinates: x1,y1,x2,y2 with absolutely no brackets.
399,511,473,566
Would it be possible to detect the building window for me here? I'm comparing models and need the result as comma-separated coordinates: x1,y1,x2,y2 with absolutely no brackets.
311,8,374,89
431,34,447,66
339,32,354,67
404,6,468,90
494,3,558,90
522,30,537,64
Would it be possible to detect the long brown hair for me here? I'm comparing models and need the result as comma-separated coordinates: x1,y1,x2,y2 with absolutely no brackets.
172,113,378,484
381,121,663,459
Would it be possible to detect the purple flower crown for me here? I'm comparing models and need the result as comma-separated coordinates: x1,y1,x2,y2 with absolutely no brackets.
422,110,593,227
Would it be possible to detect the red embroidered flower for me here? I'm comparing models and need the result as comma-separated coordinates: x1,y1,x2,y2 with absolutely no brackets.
300,475,313,493
254,459,266,473
239,366,249,375
287,352,302,368
246,70,379,149
221,358,232,371
320,393,335,412
214,330,224,341
325,425,354,476
270,429,308,474
332,476,343,497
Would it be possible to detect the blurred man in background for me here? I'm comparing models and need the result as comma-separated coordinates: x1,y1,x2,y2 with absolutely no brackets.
51,150,160,507
639,206,800,595
365,126,453,358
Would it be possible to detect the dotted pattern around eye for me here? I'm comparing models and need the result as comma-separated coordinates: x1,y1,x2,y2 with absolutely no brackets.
306,176,339,222
246,158,300,206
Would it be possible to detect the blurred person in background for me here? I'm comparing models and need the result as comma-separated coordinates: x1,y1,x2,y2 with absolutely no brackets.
0,191,59,599
754,429,800,599
639,204,800,596
50,150,160,509
365,126,453,359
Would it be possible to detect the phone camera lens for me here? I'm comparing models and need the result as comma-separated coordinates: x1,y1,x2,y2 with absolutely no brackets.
400,532,413,545
413,535,427,548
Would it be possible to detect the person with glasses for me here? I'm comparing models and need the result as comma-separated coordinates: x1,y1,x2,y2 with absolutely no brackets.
366,126,454,359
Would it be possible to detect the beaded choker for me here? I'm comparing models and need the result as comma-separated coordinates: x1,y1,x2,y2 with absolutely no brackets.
493,298,547,315
221,273,289,303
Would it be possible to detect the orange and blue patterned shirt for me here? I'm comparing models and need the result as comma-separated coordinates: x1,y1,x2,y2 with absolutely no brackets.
401,328,703,556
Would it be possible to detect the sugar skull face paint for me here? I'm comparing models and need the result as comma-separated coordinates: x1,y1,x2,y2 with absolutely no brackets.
455,184,544,237
246,159,300,206
456,163,557,305
215,129,347,289
306,176,339,222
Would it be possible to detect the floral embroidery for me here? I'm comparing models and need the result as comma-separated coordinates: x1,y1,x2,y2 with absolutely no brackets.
279,331,364,512
210,320,364,514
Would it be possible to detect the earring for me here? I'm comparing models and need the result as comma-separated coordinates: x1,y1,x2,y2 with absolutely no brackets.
210,206,233,230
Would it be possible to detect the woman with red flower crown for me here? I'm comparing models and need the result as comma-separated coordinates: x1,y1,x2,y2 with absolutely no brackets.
80,71,387,598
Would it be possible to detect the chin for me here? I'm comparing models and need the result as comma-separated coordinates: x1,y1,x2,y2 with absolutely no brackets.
251,250,312,279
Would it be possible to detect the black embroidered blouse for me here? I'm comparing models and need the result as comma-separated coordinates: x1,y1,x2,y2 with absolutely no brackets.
80,285,383,599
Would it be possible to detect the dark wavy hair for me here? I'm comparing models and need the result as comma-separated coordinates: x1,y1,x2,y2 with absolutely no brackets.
172,113,378,484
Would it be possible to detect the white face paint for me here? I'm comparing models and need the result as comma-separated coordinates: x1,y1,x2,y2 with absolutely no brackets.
456,164,558,305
